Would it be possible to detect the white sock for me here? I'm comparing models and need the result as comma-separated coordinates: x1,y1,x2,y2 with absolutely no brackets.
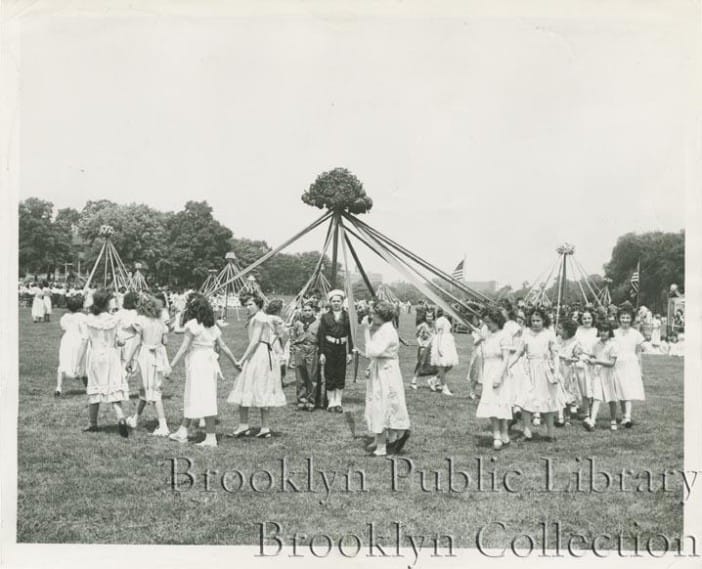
158,418,168,430
176,425,188,436
204,433,217,443
337,389,343,406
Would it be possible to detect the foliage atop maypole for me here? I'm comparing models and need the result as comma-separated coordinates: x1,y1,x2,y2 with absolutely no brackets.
301,168,373,214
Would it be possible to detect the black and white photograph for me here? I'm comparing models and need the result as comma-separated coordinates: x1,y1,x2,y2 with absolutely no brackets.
1,1,700,567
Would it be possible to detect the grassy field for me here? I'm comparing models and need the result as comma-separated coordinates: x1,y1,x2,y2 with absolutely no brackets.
16,307,684,549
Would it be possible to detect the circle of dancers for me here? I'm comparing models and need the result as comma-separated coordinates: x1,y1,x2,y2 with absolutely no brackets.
49,283,665,455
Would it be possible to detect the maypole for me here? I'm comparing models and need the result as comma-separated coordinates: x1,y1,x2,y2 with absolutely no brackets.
82,225,132,293
130,262,149,292
554,243,573,328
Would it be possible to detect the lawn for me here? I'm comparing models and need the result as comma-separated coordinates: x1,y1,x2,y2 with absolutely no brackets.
16,307,684,551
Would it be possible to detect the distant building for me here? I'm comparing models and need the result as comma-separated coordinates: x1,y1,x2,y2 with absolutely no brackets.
348,269,383,285
465,280,497,294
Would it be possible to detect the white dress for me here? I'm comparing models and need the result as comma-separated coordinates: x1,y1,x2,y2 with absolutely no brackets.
364,322,411,434
430,316,459,368
613,327,646,401
475,330,513,419
467,324,488,384
556,337,580,405
503,320,528,407
133,315,170,402
31,287,45,320
115,308,139,368
574,326,598,400
181,319,223,418
43,290,53,315
651,318,662,345
84,313,130,404
58,312,88,377
228,312,286,408
591,339,620,402
513,329,563,413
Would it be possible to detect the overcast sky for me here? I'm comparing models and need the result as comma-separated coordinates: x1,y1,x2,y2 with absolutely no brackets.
16,1,694,288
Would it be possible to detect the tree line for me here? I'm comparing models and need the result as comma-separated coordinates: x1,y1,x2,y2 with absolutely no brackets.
19,197,684,309
18,198,332,294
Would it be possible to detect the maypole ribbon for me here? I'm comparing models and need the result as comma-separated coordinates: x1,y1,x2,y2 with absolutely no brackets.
211,210,333,296
338,221,361,382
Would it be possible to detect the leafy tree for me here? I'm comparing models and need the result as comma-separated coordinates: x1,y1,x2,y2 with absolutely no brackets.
18,198,74,276
388,280,423,303
301,168,373,214
79,202,171,283
163,201,233,288
53,207,82,270
604,230,684,311
19,198,55,275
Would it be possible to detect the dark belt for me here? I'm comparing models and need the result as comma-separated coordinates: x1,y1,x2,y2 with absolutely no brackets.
259,341,273,370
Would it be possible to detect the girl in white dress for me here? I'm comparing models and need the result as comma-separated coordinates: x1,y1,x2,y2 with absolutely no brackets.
503,309,528,430
265,299,291,388
584,321,620,432
430,309,459,396
168,296,238,447
43,284,53,322
410,309,437,390
74,289,130,437
31,282,45,323
467,315,487,400
651,314,662,346
555,318,581,426
361,301,411,457
475,309,513,450
614,304,646,427
115,291,140,373
509,308,561,442
228,296,287,439
573,310,598,418
124,295,172,436
55,293,87,396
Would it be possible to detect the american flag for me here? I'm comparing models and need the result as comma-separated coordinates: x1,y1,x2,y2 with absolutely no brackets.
630,262,640,293
452,259,465,281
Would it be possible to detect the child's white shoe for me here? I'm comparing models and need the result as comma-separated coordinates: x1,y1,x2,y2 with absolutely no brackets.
492,439,503,450
441,386,453,396
195,438,217,447
610,421,618,431
169,430,188,443
125,415,138,429
151,427,170,437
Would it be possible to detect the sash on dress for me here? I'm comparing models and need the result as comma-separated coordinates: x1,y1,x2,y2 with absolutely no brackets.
259,341,274,370
189,345,224,379
142,343,171,376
